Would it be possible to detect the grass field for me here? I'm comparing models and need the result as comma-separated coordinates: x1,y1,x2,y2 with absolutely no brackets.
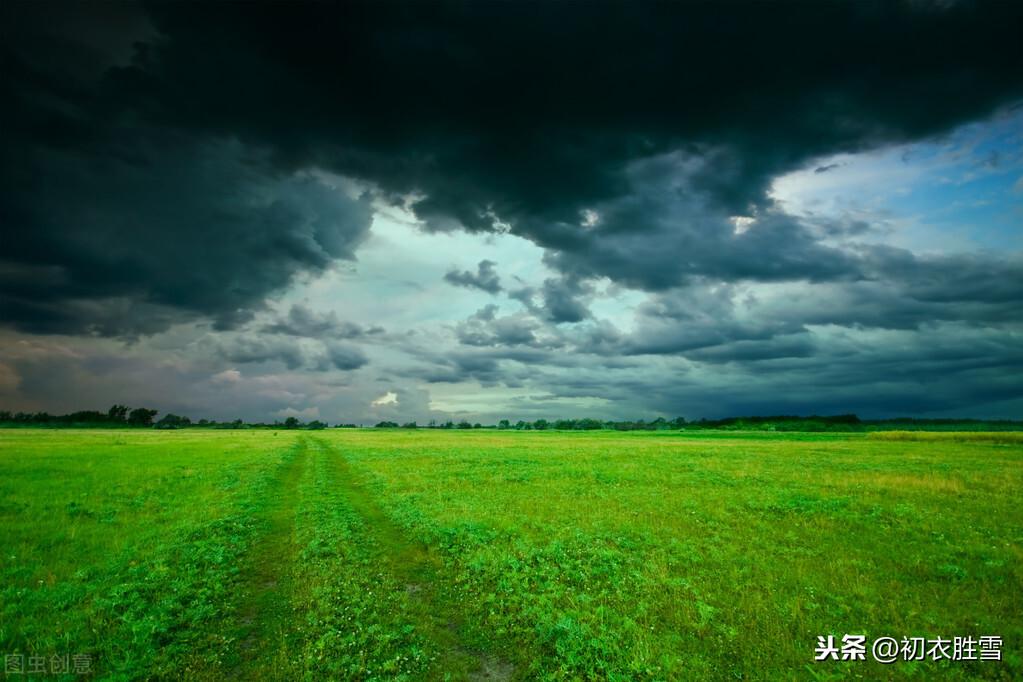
1,429,1020,680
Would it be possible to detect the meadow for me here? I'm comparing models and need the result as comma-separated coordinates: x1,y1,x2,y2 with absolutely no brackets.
0,429,1020,680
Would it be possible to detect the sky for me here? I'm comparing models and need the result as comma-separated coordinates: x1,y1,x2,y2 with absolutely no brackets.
1,0,1021,424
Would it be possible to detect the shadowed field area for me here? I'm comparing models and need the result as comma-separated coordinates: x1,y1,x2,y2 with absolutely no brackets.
1,429,1020,680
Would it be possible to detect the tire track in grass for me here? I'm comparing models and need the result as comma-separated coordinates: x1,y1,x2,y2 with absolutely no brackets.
225,437,309,679
309,436,514,681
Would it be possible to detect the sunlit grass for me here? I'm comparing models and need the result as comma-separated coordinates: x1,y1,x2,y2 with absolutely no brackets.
867,431,1023,444
332,430,1023,679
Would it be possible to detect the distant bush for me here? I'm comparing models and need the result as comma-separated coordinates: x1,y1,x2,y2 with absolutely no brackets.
155,414,191,429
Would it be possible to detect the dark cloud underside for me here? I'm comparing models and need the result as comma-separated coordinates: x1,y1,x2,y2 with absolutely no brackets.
3,2,1021,334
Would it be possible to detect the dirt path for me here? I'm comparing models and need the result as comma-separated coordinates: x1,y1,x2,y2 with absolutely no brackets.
227,439,308,679
220,436,511,680
312,436,514,681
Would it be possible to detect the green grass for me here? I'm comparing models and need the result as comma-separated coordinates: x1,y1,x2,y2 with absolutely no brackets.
1,429,1020,680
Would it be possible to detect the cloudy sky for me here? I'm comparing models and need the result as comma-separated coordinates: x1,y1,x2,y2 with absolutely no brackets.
1,1,1021,423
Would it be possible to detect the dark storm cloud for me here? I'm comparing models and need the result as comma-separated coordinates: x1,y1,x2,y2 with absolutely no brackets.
742,250,1023,333
861,249,1023,308
0,130,375,336
509,276,594,324
407,345,556,387
454,305,554,349
133,0,1021,229
683,335,817,364
443,260,502,294
3,0,1022,338
2,7,378,336
323,342,369,371
262,304,382,339
620,287,804,357
516,321,1023,419
218,334,368,372
574,249,1023,362
0,291,192,338
536,151,870,291
703,327,1023,416
540,276,593,324
810,217,879,240
219,335,308,370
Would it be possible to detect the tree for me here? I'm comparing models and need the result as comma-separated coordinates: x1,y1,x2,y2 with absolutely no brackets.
127,408,157,426
283,416,301,429
457,421,473,429
107,405,129,422
533,418,548,430
155,413,191,429
375,421,399,428
498,419,510,429
401,421,418,429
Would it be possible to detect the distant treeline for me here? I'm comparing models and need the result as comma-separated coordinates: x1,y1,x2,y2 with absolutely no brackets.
1,407,1020,432
0,406,328,430
376,414,1023,432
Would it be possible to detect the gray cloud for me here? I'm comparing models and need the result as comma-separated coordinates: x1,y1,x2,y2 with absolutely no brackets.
455,306,546,348
540,276,593,324
443,260,502,294
322,342,369,371
540,152,865,292
509,276,593,324
218,334,367,373
262,304,383,339
619,287,804,357
218,335,309,370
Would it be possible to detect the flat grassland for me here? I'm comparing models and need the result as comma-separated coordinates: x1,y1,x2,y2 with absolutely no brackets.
1,429,1020,680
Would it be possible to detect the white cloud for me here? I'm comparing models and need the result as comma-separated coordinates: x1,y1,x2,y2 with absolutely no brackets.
211,368,241,384
371,391,398,406
730,215,756,234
